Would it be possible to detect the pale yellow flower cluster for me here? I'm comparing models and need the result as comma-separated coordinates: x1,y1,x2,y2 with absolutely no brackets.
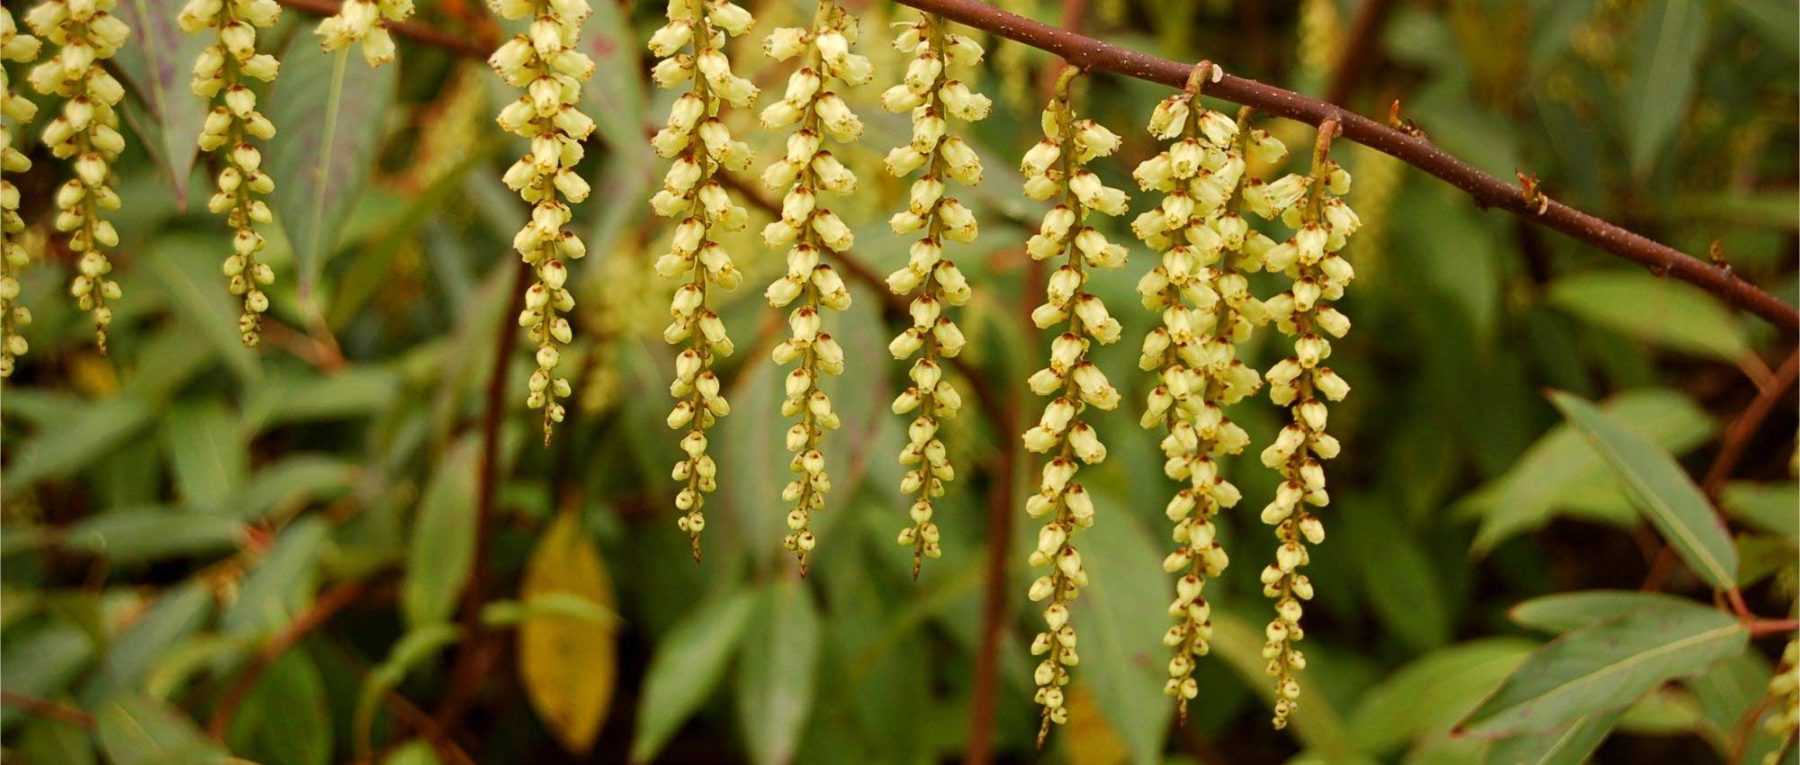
759,0,869,572
1246,120,1359,730
1,8,40,377
315,0,412,66
648,0,758,559
490,0,598,441
1129,80,1283,722
1020,68,1128,743
25,0,130,353
179,0,282,347
879,11,989,576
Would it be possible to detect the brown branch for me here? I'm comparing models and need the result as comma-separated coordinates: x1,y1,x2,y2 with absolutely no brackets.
432,258,532,743
896,0,1799,333
1,692,96,729
1323,0,1395,106
1703,350,1800,498
964,401,1018,765
1749,618,1799,637
275,0,1795,333
207,580,367,738
272,0,494,58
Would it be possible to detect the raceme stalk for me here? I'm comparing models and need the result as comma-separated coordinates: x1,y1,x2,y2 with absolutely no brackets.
880,10,989,577
1,8,41,378
180,0,283,347
760,0,869,573
25,0,130,353
1130,64,1280,724
1019,66,1129,745
1248,117,1358,730
649,0,758,560
490,0,598,445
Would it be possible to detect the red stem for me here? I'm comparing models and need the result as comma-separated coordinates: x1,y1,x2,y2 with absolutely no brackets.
895,0,1799,332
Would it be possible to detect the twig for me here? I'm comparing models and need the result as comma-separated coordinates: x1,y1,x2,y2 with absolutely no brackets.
272,0,493,58
1749,618,1799,637
1323,0,1395,106
963,398,1018,765
1728,694,1775,765
432,258,531,743
0,692,96,729
207,580,368,738
1703,350,1800,498
272,0,1798,332
893,0,1799,333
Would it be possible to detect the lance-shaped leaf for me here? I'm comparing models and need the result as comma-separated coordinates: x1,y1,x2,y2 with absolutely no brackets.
402,437,481,628
631,590,755,763
96,695,229,765
1456,605,1748,737
265,41,396,301
518,510,618,755
735,580,822,765
1549,391,1738,589
112,0,210,206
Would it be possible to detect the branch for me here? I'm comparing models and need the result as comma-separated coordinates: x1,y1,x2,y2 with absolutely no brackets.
208,580,367,738
432,258,532,742
0,692,96,729
1703,350,1800,498
895,0,1799,333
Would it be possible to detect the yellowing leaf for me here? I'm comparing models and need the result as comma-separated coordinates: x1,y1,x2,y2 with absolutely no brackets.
1064,684,1131,765
519,509,617,755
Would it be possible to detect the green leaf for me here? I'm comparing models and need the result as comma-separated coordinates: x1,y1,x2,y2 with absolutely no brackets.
402,436,481,628
1212,612,1353,758
1546,271,1750,361
355,623,462,753
96,695,230,765
223,517,329,638
232,454,358,520
63,508,247,564
245,367,401,428
715,358,786,569
1720,482,1799,537
1456,606,1747,737
17,716,96,765
736,580,822,765
265,40,396,298
144,235,262,384
111,0,209,205
1077,497,1173,765
85,581,213,703
1349,638,1538,753
161,401,247,511
1725,0,1798,59
631,590,756,764
1549,391,1739,589
576,0,645,152
228,651,333,765
0,622,94,730
3,397,155,497
1688,652,1789,764
1623,0,1708,176
1466,388,1713,552
1509,590,1712,633
1485,710,1623,765
1341,495,1450,652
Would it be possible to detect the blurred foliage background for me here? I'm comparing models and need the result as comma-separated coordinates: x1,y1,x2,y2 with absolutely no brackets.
1,0,1796,763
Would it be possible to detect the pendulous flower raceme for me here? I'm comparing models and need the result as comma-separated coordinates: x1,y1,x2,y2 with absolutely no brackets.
315,0,412,66
1248,118,1358,730
649,0,757,560
490,0,597,444
1130,68,1283,724
760,0,869,573
25,0,130,353
1,8,40,378
179,0,282,348
880,10,990,577
1020,67,1129,745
